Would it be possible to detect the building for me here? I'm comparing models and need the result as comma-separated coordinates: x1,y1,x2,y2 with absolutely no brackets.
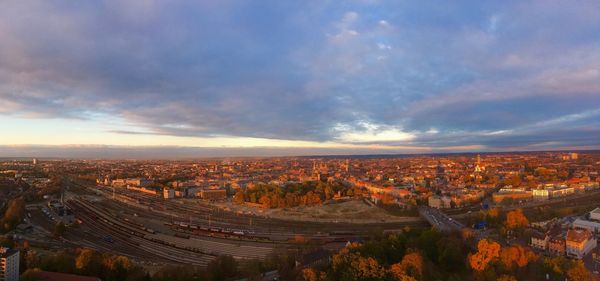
548,237,566,256
112,178,153,188
474,154,485,172
548,186,574,198
126,178,153,187
532,189,549,201
530,231,549,250
163,188,175,199
566,228,597,259
32,158,37,165
33,271,101,281
0,247,19,281
197,189,227,200
492,191,532,204
428,195,451,209
590,207,600,221
573,218,600,233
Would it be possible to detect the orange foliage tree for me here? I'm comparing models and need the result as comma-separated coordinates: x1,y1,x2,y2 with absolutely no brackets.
567,260,598,281
399,252,423,280
331,247,386,281
468,239,501,271
389,263,417,281
505,209,529,230
389,251,423,280
500,245,536,269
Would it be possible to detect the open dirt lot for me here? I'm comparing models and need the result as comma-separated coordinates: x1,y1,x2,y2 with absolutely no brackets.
220,199,421,224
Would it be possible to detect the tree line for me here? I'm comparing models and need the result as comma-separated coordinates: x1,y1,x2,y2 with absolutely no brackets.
234,181,366,209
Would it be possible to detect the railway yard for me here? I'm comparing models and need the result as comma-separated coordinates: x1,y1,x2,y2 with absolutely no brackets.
23,179,428,267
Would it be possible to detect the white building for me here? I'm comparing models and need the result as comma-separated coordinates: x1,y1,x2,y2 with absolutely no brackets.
573,218,600,233
566,228,597,259
548,186,574,198
0,247,19,281
532,189,549,201
590,208,600,221
530,231,549,250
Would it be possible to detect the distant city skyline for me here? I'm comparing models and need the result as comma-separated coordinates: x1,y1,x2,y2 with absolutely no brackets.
1,1,600,156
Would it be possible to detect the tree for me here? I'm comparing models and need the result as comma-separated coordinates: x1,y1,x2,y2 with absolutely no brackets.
567,260,597,281
389,263,417,281
0,198,25,232
503,175,522,187
302,268,326,281
399,252,423,280
468,239,501,271
75,248,102,276
505,209,529,230
207,255,238,281
233,190,245,205
500,245,536,269
331,248,386,281
437,237,465,270
259,195,271,209
103,255,132,281
543,256,569,277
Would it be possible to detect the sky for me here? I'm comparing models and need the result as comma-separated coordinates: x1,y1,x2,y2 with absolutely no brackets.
1,1,600,158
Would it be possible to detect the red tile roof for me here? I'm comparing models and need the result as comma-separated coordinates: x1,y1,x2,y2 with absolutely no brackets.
35,271,101,281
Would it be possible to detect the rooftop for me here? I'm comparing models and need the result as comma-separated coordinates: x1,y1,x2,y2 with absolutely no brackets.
566,228,593,243
34,271,101,281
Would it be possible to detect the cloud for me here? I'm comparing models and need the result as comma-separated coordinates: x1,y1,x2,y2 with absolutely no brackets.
0,1,599,153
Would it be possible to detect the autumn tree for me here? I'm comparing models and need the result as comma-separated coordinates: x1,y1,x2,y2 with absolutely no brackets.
389,251,423,280
233,190,245,205
0,198,25,232
468,239,501,271
75,248,102,276
103,255,133,281
543,256,569,278
389,263,417,281
499,245,536,269
331,248,386,281
302,268,326,281
505,209,529,230
567,260,598,281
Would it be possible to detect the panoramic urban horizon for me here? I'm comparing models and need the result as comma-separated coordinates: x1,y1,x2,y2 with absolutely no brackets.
2,1,600,281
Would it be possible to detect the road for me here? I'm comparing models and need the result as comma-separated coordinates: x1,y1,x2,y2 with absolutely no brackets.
418,206,465,233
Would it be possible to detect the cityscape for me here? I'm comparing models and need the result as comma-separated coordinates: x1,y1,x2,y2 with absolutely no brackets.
2,1,600,281
2,152,600,280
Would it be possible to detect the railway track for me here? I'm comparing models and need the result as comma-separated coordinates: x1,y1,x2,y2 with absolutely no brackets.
67,199,215,265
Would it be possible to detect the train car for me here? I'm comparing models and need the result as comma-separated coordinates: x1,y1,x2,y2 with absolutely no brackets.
329,231,356,236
